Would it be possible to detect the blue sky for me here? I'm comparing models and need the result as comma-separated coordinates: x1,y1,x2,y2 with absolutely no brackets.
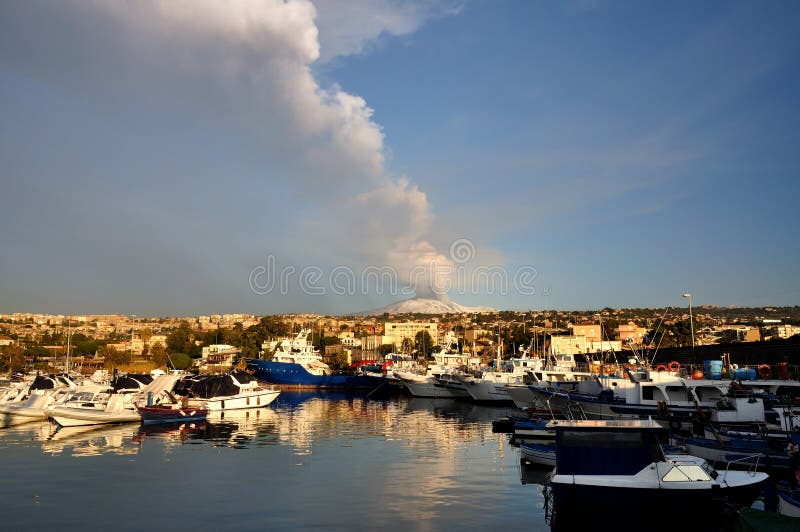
1,0,798,315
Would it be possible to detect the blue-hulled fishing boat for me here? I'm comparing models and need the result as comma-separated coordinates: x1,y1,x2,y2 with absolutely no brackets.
246,329,386,390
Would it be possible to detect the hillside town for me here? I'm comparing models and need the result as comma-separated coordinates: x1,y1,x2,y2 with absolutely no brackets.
2,306,799,376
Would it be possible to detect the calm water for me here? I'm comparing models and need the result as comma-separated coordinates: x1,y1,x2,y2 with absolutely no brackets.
0,393,550,531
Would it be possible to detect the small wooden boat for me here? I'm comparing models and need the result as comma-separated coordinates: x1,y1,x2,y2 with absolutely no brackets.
135,403,208,425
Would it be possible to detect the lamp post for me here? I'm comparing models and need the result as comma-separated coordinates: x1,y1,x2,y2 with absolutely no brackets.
682,293,694,351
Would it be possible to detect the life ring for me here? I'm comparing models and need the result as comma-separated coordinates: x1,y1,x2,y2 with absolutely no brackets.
668,361,681,372
456,357,463,365
758,365,771,378
655,365,668,372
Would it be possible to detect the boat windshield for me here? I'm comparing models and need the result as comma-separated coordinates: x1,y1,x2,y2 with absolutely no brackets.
662,465,712,482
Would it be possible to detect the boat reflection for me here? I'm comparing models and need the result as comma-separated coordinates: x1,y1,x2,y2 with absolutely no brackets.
519,458,551,486
42,422,141,457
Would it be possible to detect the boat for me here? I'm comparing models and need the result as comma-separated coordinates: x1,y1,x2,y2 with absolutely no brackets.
513,418,555,440
778,487,800,518
47,373,155,427
0,374,79,428
533,371,729,423
683,436,793,471
246,329,386,390
520,441,556,467
393,366,469,398
460,357,539,403
173,371,280,411
135,403,208,424
546,419,768,530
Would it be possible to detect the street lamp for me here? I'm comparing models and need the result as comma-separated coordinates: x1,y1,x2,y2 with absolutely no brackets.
682,293,694,351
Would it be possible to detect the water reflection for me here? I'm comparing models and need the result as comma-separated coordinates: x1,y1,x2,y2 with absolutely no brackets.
43,423,141,457
0,394,547,531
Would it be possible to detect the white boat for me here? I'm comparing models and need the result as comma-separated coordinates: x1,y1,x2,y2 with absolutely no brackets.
547,419,768,529
462,357,540,403
399,333,476,398
47,373,155,427
0,374,79,428
394,366,468,398
176,371,280,411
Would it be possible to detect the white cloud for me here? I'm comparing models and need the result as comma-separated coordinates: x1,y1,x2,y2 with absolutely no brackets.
313,0,462,62
0,0,464,306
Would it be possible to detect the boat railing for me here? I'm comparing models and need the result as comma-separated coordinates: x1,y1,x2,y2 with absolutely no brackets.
722,452,764,481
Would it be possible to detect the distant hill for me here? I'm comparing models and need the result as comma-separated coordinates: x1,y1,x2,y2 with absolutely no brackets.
359,297,496,316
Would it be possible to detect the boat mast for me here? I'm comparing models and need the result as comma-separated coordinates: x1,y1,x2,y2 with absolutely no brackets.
65,317,71,373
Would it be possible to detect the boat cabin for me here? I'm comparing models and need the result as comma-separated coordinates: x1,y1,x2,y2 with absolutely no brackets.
548,419,668,475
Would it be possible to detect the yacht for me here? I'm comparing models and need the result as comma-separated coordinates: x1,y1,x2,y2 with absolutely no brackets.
0,374,79,428
47,373,154,427
174,371,280,411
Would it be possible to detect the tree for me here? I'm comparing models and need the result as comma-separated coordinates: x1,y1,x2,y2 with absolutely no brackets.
377,344,394,357
1,344,26,373
150,342,167,367
166,321,202,357
401,337,414,355
414,331,433,358
170,353,192,370
140,327,153,355
100,345,125,369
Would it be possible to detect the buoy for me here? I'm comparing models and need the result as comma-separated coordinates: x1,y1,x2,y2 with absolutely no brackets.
668,361,681,372
692,370,704,380
758,365,771,379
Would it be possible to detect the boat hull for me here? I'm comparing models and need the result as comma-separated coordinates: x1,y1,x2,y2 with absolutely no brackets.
520,442,556,467
549,481,765,530
778,491,800,517
465,381,514,403
137,406,208,425
49,407,141,427
190,389,280,411
246,359,386,390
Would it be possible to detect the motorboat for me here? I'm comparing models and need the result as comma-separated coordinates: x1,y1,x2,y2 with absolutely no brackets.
47,373,154,427
0,374,79,428
546,419,768,530
173,371,280,411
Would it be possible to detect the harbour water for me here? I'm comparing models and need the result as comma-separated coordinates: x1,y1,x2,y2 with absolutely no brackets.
0,393,548,530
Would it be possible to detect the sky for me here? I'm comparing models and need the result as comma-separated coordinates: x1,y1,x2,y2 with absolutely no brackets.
1,0,799,316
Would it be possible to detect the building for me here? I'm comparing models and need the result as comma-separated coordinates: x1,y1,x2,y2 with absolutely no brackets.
551,335,621,355
382,321,439,347
341,337,362,348
569,323,602,343
719,326,761,343
550,335,587,355
774,324,800,339
617,322,647,344
465,328,491,344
